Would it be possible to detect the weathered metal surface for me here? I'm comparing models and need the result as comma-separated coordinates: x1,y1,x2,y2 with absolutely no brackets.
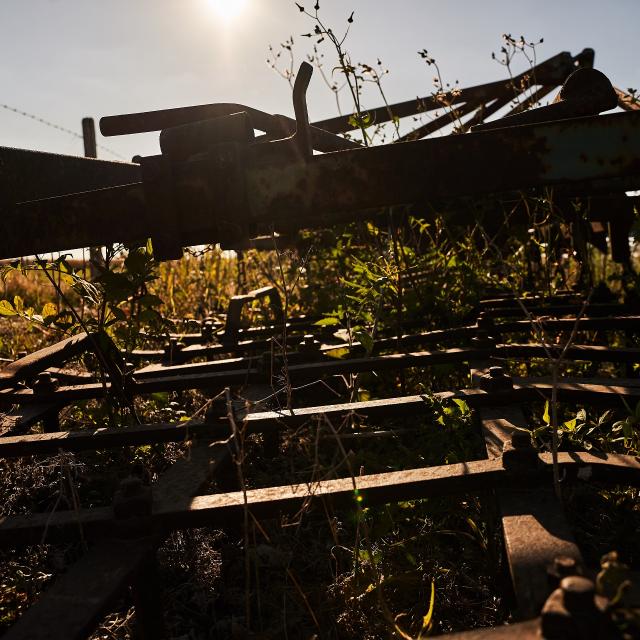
472,67,618,132
6,109,640,259
313,50,584,134
3,537,154,640
1,452,638,546
6,372,640,456
123,311,640,365
0,146,139,211
100,100,359,152
470,339,584,622
3,439,232,640
0,332,90,388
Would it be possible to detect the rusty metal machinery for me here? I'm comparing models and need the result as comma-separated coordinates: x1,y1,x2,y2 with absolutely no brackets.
0,49,638,261
1,294,640,638
0,48,639,639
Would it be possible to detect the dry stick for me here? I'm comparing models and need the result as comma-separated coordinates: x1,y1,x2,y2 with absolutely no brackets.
249,512,321,629
63,454,87,551
548,290,594,498
225,386,252,630
320,413,413,638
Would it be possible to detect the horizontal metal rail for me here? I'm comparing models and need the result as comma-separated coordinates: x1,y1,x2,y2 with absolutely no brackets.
0,452,637,547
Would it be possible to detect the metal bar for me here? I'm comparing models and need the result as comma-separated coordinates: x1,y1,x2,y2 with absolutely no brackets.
3,439,232,639
7,110,640,260
100,102,359,152
0,403,62,437
496,343,640,363
9,374,640,457
125,312,640,365
81,118,97,159
396,98,484,142
0,146,139,209
470,349,583,620
313,51,577,133
0,332,90,389
3,537,155,640
478,405,583,619
1,452,637,545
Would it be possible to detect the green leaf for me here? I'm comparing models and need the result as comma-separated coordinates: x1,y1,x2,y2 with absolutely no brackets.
418,581,435,639
0,300,16,316
325,347,350,359
41,302,57,319
543,400,550,425
315,316,340,327
13,295,23,313
355,330,374,354
563,418,577,431
109,306,127,322
124,248,151,276
453,398,470,415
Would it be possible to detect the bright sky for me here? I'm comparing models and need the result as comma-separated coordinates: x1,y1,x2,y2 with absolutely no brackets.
1,0,638,162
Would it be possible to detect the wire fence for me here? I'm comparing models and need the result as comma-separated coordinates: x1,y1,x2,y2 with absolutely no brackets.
0,103,127,160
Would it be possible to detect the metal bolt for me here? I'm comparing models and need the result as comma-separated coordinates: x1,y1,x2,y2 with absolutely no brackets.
164,338,185,357
33,371,60,393
561,576,595,613
120,476,143,498
113,476,152,523
471,330,496,349
554,556,578,578
201,319,215,341
511,429,532,449
480,366,513,392
477,311,495,331
299,334,321,353
502,429,538,471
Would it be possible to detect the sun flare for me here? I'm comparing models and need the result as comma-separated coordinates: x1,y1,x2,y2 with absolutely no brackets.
207,0,248,23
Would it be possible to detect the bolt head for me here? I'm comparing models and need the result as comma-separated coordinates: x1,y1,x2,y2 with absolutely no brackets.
561,576,595,612
119,476,143,497
511,429,532,449
554,556,577,577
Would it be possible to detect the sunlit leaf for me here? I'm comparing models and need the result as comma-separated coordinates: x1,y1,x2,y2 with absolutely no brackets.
0,300,17,316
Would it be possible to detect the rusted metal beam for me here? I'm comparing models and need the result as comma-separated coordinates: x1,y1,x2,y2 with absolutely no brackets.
5,375,640,456
6,109,640,260
3,438,232,640
3,537,155,640
313,50,581,134
0,146,139,212
0,333,91,389
470,349,583,620
1,452,637,546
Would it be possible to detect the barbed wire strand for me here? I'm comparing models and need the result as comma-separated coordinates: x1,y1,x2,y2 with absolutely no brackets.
0,103,127,161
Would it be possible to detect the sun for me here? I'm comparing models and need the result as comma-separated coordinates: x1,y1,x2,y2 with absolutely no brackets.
207,0,249,23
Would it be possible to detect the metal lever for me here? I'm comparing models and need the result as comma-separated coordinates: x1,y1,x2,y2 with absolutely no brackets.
292,62,313,160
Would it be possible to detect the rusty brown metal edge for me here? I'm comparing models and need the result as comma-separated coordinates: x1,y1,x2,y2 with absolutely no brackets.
1,452,637,547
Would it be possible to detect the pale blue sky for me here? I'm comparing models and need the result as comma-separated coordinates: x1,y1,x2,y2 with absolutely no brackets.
1,0,638,161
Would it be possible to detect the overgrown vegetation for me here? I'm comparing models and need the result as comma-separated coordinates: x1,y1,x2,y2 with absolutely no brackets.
0,3,639,638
